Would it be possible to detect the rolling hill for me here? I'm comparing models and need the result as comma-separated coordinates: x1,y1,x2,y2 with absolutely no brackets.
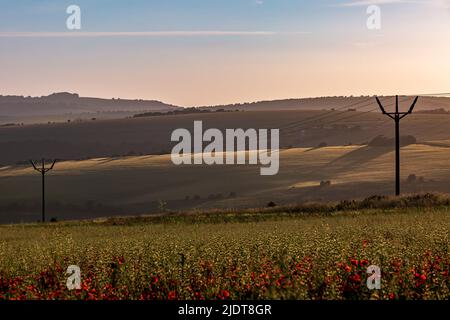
2,93,449,125
1,108,450,165
2,143,450,223
0,92,180,124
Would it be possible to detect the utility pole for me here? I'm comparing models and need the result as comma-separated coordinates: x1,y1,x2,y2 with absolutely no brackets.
376,96,418,196
30,158,57,222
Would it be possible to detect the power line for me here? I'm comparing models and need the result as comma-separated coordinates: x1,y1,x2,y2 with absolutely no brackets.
408,92,450,97
366,97,413,135
280,97,411,152
283,97,372,128
283,98,395,135
279,96,376,131
288,96,413,133
279,93,441,133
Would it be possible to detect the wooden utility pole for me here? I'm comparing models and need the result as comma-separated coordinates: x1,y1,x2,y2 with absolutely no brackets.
30,158,57,222
376,96,418,196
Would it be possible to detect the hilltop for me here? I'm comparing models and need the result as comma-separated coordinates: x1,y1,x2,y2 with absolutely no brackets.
0,92,180,124
200,95,450,112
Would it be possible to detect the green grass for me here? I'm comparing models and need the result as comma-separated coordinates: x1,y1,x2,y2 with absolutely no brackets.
0,206,448,300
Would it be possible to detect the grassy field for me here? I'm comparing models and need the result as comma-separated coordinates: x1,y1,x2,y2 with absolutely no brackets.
0,205,448,300
4,144,450,222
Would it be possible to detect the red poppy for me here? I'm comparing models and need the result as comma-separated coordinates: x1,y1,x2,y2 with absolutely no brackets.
350,259,359,267
222,290,230,298
168,291,177,300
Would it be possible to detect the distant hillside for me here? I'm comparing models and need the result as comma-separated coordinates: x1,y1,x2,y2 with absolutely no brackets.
2,109,450,165
0,92,180,117
200,96,450,112
3,94,449,125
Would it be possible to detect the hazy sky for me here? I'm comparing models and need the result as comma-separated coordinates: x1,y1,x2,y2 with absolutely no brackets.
0,0,449,106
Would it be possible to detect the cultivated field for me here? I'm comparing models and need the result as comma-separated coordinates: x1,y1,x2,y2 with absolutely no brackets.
0,206,448,300
3,144,450,223
2,108,450,165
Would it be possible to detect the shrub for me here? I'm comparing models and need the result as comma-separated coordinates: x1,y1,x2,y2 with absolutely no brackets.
320,180,331,187
369,135,417,147
407,174,417,184
407,174,425,184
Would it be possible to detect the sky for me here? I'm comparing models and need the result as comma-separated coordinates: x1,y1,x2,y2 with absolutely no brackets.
0,0,449,106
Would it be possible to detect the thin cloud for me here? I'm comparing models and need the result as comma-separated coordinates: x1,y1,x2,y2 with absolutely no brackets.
338,0,414,7
352,41,380,47
337,0,449,7
0,31,310,38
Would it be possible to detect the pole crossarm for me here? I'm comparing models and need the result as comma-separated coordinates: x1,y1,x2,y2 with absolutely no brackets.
376,96,418,120
30,159,57,173
29,159,39,171
42,159,57,173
